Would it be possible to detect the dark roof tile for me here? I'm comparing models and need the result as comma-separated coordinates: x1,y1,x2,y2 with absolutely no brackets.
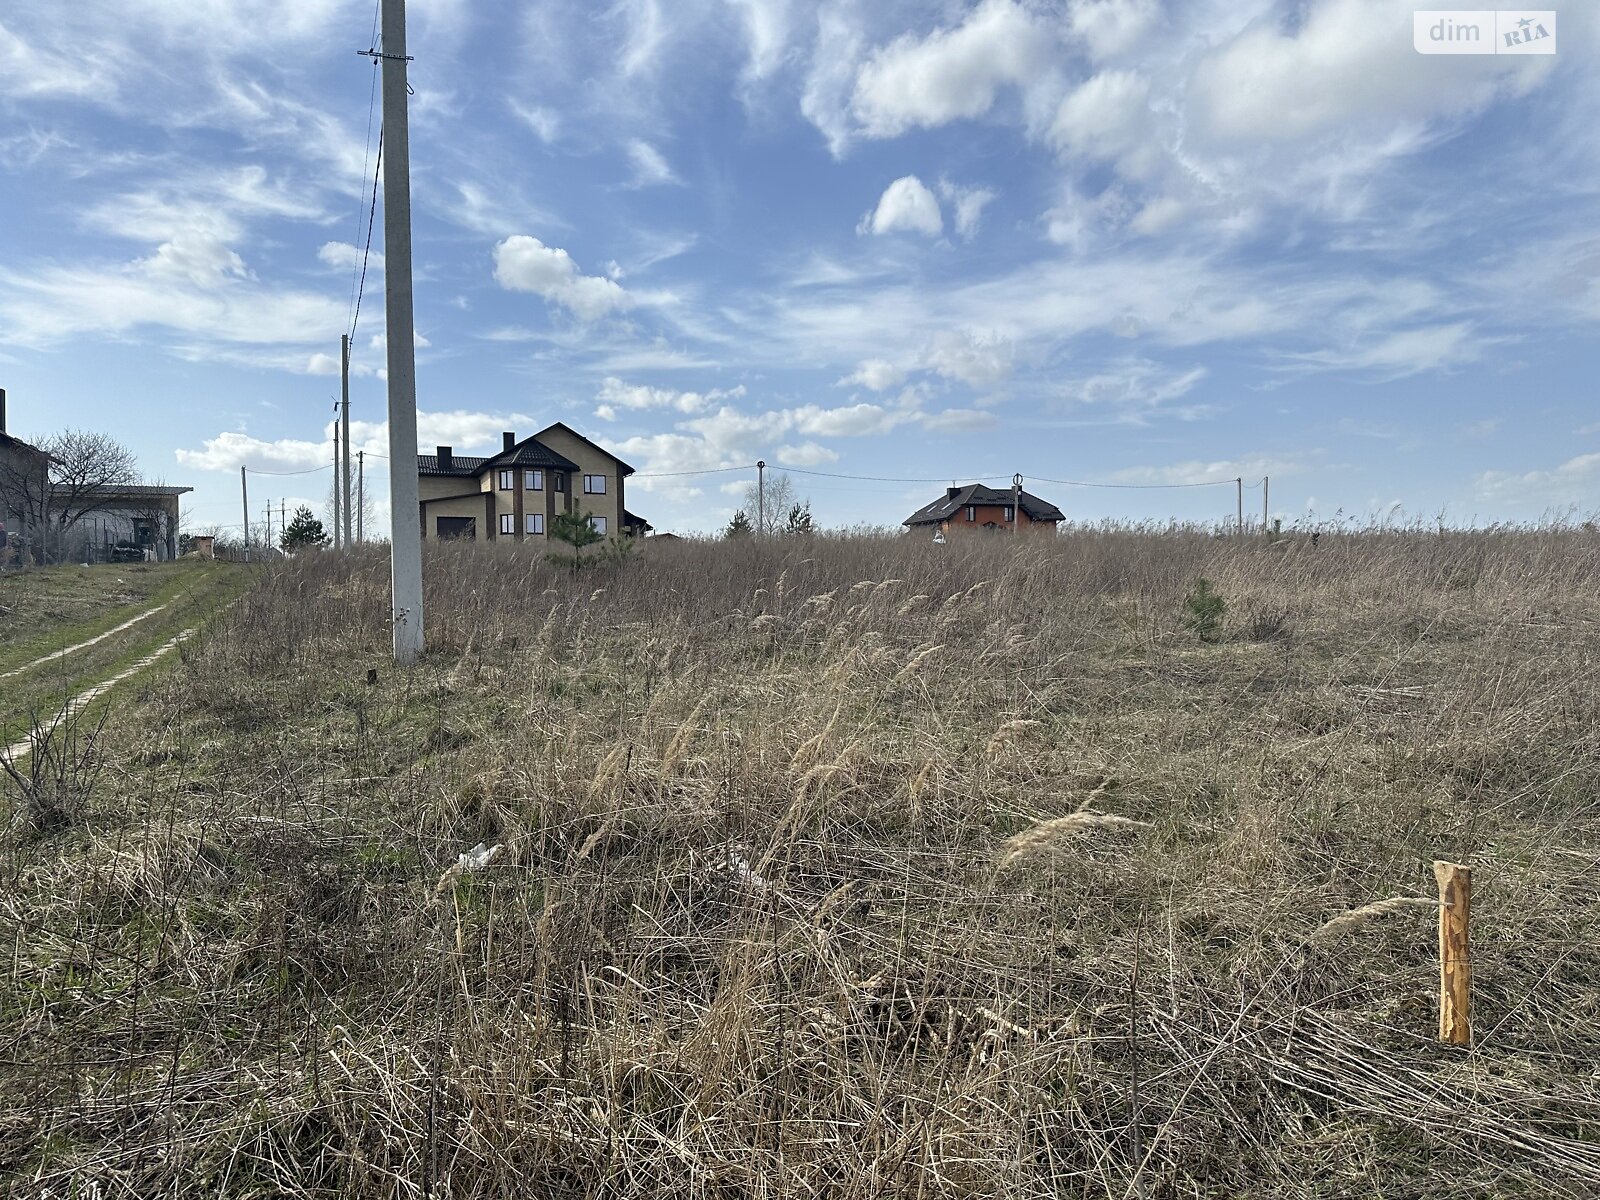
903,483,1064,526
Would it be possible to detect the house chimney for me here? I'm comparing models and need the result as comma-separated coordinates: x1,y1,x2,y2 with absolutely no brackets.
946,485,961,500
502,431,516,452
0,387,7,434
437,445,453,470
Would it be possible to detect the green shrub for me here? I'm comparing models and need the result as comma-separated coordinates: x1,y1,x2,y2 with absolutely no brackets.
1182,578,1226,642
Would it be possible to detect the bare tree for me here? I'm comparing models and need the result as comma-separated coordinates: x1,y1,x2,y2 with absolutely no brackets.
42,430,141,543
740,471,802,537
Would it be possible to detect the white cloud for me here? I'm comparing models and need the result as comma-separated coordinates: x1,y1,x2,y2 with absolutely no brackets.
1189,0,1548,144
1049,70,1158,178
790,401,910,437
1110,457,1305,486
318,241,383,273
176,431,330,474
839,358,905,390
726,0,795,82
800,2,866,156
861,175,943,237
626,139,681,187
594,376,746,418
938,179,997,240
1476,453,1600,505
920,408,998,432
493,235,633,321
924,329,1013,388
617,0,667,76
1129,195,1189,236
1277,322,1483,380
850,0,1049,138
509,99,560,142
1067,0,1159,60
0,20,106,98
1060,359,1209,419
0,239,343,352
773,441,839,466
141,232,248,288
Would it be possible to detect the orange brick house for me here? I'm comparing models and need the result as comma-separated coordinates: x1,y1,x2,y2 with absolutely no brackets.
903,484,1063,537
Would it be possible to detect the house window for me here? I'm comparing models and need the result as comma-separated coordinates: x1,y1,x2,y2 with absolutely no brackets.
499,513,515,535
584,474,607,495
525,513,544,535
589,515,607,536
553,473,567,493
497,469,513,490
525,469,543,490
1004,506,1014,522
966,506,976,522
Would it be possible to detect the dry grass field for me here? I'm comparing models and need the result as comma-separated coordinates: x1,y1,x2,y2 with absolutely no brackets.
4,527,1600,1198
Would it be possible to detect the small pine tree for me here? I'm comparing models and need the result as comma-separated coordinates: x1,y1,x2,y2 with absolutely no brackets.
785,501,814,536
1182,578,1227,642
550,510,603,570
280,505,327,552
725,509,753,539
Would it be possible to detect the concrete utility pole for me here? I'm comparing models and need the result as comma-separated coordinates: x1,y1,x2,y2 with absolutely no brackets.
1263,476,1270,534
757,460,766,537
332,414,342,549
265,503,272,550
340,333,353,549
1011,472,1022,536
1236,477,1244,536
357,451,365,543
240,466,250,562
379,0,424,662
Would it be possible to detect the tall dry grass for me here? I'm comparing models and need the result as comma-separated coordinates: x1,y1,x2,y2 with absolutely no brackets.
4,524,1600,1197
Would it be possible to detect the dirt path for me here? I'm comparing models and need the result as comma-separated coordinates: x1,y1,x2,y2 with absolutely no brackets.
0,601,172,684
2,629,194,762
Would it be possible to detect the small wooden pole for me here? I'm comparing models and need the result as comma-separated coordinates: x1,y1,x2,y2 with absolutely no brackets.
1434,860,1472,1045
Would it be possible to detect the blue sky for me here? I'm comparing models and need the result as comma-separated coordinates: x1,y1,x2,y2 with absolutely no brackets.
1,0,1596,535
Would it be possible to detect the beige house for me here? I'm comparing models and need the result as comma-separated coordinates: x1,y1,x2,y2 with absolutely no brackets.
416,423,650,544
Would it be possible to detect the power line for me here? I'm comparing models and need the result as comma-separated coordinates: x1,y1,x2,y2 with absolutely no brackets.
244,464,333,478
346,5,382,336
1032,474,1236,491
778,465,1007,484
775,464,1238,490
348,130,383,345
632,464,754,478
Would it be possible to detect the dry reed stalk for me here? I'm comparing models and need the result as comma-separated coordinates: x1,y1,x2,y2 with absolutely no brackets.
996,812,1150,870
1309,896,1441,944
985,719,1042,757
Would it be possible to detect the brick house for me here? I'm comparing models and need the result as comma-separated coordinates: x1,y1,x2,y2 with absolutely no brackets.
416,423,648,543
903,483,1064,537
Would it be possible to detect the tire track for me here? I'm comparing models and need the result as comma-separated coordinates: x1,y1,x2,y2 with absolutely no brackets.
3,629,195,762
0,602,172,683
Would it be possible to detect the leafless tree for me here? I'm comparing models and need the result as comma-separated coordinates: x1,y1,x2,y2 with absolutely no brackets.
740,472,803,537
2,429,143,562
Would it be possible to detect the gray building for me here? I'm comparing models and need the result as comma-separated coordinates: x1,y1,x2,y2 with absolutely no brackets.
58,484,193,561
0,389,49,565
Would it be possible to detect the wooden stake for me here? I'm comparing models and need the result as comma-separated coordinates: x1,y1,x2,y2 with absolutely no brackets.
1434,860,1472,1045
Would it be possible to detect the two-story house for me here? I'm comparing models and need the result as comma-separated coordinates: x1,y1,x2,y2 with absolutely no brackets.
416,423,648,544
903,483,1064,537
